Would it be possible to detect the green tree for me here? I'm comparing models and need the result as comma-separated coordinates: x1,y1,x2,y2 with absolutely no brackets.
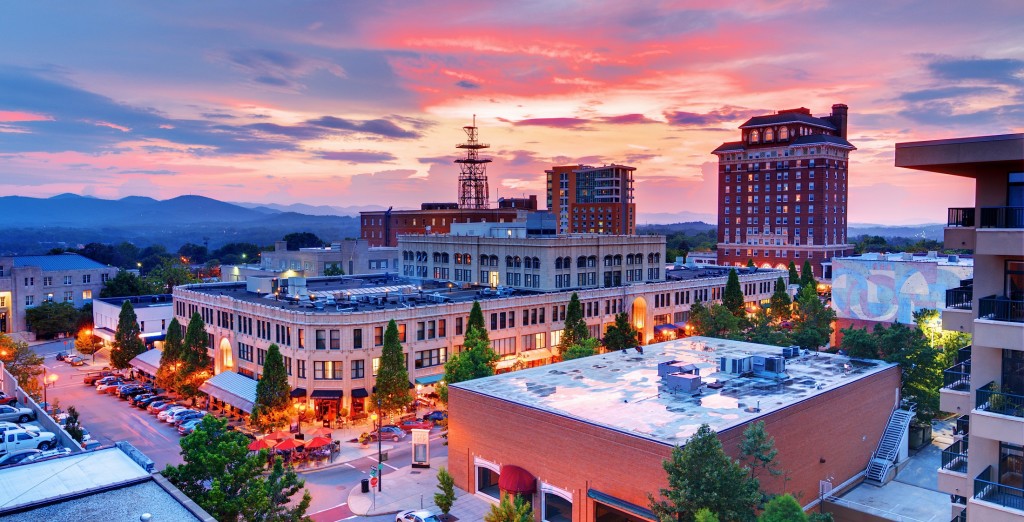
0,334,44,400
111,300,145,369
560,292,589,351
322,264,345,276
100,270,157,298
147,258,198,293
467,300,487,335
75,328,103,362
157,318,184,391
695,509,720,522
768,277,792,323
741,421,782,484
251,344,293,431
758,494,806,522
375,319,411,417
485,493,532,522
745,310,792,347
178,313,211,402
838,327,877,359
439,324,498,403
724,269,746,317
875,322,944,422
64,405,85,444
747,259,756,268
283,232,325,250
24,301,80,339
690,302,742,339
790,285,835,350
648,424,760,522
178,243,209,264
562,338,600,361
603,312,640,351
163,416,311,522
787,262,800,286
913,308,971,352
800,260,816,289
434,467,456,519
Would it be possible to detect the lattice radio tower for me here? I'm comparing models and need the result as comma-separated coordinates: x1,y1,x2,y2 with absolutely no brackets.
455,115,491,209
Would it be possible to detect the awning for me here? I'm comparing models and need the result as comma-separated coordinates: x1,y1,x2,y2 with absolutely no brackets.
672,322,688,330
415,374,445,385
519,348,553,362
499,465,536,494
310,389,343,399
93,327,116,342
199,371,257,413
140,331,166,341
495,357,518,370
129,348,163,376
653,324,677,333
290,388,307,399
351,388,369,399
587,489,657,521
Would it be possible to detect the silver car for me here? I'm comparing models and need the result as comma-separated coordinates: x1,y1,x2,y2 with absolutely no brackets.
0,405,34,423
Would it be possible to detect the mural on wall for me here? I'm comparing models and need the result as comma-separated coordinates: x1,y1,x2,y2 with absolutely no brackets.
831,258,972,324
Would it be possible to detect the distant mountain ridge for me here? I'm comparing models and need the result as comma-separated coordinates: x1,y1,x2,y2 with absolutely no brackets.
233,201,390,216
0,194,271,227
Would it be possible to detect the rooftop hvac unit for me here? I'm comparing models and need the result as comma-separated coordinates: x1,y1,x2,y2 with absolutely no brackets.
719,356,752,375
781,346,800,358
764,356,786,374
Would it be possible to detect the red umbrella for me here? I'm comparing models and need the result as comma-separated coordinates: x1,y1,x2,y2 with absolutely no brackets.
307,427,333,438
274,438,305,451
248,438,277,451
305,436,332,449
265,430,292,440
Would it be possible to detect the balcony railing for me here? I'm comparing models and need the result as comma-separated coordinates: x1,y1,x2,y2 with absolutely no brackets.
948,207,976,227
951,511,966,522
976,381,1024,418
979,206,1024,228
946,286,973,310
957,346,972,364
956,414,970,436
978,295,1024,323
943,361,971,391
975,465,1024,511
941,438,969,473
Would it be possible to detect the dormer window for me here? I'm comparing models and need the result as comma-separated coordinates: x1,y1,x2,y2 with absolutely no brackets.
765,128,774,141
779,127,789,140
749,130,760,144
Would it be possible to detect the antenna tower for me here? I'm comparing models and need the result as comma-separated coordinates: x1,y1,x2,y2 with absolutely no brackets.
455,115,491,209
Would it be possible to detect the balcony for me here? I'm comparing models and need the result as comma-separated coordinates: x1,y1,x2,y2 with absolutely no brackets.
944,361,972,392
956,414,970,436
979,206,1024,229
948,207,976,227
976,382,1024,418
946,286,973,310
942,439,970,474
973,465,1024,511
978,296,1024,323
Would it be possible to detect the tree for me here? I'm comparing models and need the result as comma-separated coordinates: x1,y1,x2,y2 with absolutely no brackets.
603,312,639,351
100,270,157,298
800,260,816,289
724,269,745,317
741,421,782,486
689,302,742,339
178,313,211,402
75,328,102,362
322,264,345,276
147,258,198,293
560,292,589,351
157,318,185,391
467,301,487,336
375,320,411,417
790,285,835,350
251,344,293,431
178,243,209,264
838,327,877,359
768,277,792,323
439,324,498,403
787,262,800,286
913,308,971,352
64,405,85,444
649,424,760,522
562,338,600,361
875,322,943,422
283,232,325,250
747,259,756,268
111,300,145,369
434,467,456,519
24,301,80,339
758,494,806,522
0,334,44,400
163,416,311,522
745,310,792,347
695,509,720,522
485,494,532,522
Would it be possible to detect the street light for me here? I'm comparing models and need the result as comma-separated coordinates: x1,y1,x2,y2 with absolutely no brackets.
371,394,383,491
42,370,59,411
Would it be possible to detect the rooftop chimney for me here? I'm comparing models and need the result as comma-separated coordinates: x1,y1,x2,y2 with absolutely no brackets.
830,104,849,139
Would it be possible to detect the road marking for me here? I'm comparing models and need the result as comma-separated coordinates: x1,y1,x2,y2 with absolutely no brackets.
367,456,401,471
344,463,356,469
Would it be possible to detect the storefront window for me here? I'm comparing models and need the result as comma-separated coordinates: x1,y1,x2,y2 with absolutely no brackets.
476,467,500,500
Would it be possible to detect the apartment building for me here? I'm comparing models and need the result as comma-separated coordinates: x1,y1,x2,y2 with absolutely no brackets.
546,164,636,235
897,133,1024,521
221,240,399,282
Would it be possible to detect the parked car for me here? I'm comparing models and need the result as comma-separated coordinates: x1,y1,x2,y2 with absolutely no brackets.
0,426,57,451
173,411,206,426
55,351,69,362
397,419,434,432
96,380,124,393
158,406,189,422
118,385,150,399
0,392,18,407
165,408,196,424
368,425,407,442
0,449,41,467
0,405,34,423
107,382,137,395
424,410,447,423
0,422,40,435
136,395,168,408
83,370,115,386
130,393,156,406
396,510,442,522
65,356,87,366
178,418,203,435
23,447,72,464
149,401,178,413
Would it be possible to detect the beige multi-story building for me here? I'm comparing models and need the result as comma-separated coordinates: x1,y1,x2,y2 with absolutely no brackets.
0,254,118,338
221,240,399,282
398,224,666,292
173,245,780,423
897,133,1024,521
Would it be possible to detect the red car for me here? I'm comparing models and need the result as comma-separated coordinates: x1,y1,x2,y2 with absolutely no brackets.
397,418,433,432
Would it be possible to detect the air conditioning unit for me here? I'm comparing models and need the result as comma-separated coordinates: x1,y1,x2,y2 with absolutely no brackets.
764,356,786,374
719,356,752,375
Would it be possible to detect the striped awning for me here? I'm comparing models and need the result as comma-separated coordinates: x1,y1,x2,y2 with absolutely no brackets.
199,371,257,413
129,348,163,376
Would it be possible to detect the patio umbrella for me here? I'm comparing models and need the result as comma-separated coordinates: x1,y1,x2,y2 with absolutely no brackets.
307,427,333,438
305,436,332,449
265,430,292,440
274,438,305,451
248,438,278,451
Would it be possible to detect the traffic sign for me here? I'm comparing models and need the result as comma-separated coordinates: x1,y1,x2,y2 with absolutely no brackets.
369,467,377,477
378,463,383,471
370,477,378,487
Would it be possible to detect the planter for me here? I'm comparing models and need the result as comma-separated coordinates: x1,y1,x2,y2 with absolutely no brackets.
909,424,932,450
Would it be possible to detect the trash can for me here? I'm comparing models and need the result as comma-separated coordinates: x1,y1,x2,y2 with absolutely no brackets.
361,478,370,493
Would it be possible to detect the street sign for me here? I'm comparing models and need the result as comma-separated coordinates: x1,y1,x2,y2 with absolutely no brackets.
378,463,383,471
370,477,378,487
369,467,377,477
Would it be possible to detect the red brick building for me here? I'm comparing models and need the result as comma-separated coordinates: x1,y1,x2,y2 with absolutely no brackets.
448,337,901,521
546,164,636,236
712,105,855,278
359,197,537,247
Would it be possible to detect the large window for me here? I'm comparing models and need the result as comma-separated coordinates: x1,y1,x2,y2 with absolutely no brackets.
415,348,446,369
313,361,327,380
476,466,500,500
543,491,572,522
351,359,364,379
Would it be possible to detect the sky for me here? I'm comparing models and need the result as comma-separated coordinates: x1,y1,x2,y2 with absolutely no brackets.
1,1,1022,225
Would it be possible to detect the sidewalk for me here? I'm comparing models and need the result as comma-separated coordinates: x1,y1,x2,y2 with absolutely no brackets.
347,456,492,520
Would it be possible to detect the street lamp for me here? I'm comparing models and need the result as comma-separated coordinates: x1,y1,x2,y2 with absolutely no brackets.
42,370,59,411
372,394,383,491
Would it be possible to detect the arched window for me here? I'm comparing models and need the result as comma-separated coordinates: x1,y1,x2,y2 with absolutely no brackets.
577,256,587,268
513,256,522,268
454,253,462,264
779,127,789,140
564,257,571,268
587,256,597,267
433,252,441,263
749,130,760,144
764,128,774,141
531,257,540,269
614,254,622,266
648,253,655,264
555,257,563,270
604,255,613,267
464,253,472,265
506,256,514,268
441,253,449,264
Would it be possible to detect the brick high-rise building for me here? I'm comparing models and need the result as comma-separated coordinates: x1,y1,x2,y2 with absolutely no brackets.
545,164,636,235
712,105,855,278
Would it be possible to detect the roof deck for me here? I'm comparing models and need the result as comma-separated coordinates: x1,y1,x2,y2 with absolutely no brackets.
453,336,897,445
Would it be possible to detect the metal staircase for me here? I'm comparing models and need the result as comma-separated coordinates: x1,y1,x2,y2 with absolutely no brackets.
865,403,915,484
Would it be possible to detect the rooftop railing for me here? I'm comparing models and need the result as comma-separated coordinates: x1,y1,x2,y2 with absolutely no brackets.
948,207,976,227
946,286,973,310
975,465,1024,511
978,295,1024,323
943,361,971,392
979,206,1024,229
976,381,1024,418
941,438,969,473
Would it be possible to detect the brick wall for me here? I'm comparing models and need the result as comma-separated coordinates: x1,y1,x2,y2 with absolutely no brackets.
448,365,900,520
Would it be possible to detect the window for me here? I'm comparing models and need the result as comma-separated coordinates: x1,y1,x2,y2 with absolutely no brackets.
374,326,384,346
455,317,464,336
63,291,73,302
351,359,364,379
330,330,340,350
257,348,267,366
82,290,92,300
24,278,34,287
64,276,72,285
332,361,344,380
82,274,92,284
372,357,380,376
101,273,109,282
415,348,446,368
314,361,327,380
477,465,501,500
42,276,52,286
316,330,326,350
353,328,363,349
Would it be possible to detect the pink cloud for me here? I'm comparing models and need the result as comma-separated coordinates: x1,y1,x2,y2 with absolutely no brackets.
0,111,52,122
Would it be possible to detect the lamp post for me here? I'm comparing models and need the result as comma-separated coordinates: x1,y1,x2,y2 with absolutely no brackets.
373,394,383,491
42,369,59,411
